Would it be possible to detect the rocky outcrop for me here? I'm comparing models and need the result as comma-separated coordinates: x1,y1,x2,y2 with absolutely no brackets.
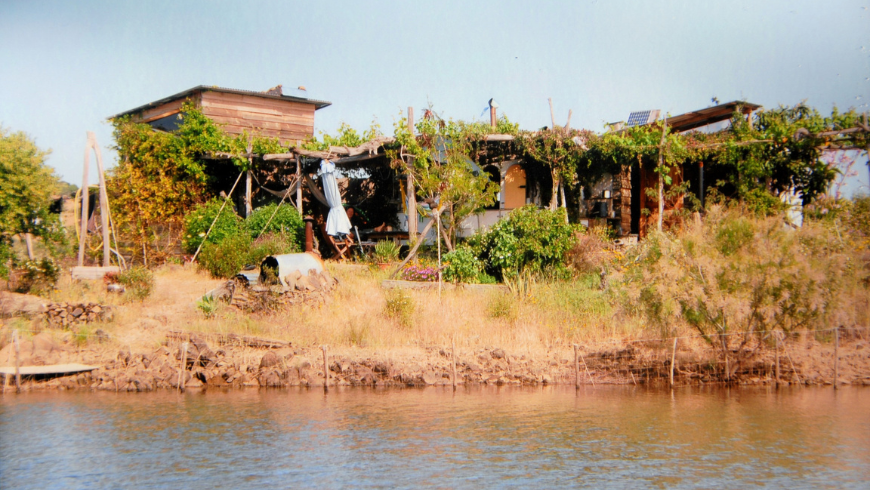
44,302,112,328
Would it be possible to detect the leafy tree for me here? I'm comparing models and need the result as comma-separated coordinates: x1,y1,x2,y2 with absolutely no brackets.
0,127,62,278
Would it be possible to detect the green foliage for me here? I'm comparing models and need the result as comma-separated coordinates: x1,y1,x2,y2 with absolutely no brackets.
303,121,383,151
182,198,243,253
442,246,482,283
0,127,63,278
197,234,252,279
118,266,155,301
486,292,517,321
196,232,298,279
244,204,303,245
476,206,578,280
614,205,869,343
373,240,400,263
196,295,219,318
110,102,290,263
384,289,414,328
16,258,60,294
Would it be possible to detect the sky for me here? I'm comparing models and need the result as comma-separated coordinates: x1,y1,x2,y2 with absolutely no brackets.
1,0,869,192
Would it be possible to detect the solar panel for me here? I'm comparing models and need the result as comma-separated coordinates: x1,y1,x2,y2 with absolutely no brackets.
626,110,652,127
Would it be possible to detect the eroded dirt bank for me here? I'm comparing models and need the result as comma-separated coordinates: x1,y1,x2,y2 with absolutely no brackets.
3,330,869,392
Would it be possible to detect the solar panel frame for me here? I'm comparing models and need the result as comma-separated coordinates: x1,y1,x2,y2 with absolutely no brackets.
626,110,652,127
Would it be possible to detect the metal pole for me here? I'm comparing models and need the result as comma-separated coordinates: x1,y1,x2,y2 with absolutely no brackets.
670,338,677,388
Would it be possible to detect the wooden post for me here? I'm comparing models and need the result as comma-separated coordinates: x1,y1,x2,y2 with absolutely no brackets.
670,338,677,388
77,137,90,266
834,329,839,390
88,132,112,267
406,108,418,239
321,345,329,390
24,234,34,260
490,105,497,129
657,118,668,232
178,342,188,393
565,109,572,131
451,337,457,389
548,98,556,129
13,330,21,393
573,344,580,389
436,212,443,298
775,332,781,387
295,140,303,215
245,137,253,218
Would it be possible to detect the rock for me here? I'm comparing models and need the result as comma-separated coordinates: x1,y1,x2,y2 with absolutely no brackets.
94,329,109,343
71,308,84,318
260,351,279,369
0,291,47,317
422,371,440,385
491,348,506,359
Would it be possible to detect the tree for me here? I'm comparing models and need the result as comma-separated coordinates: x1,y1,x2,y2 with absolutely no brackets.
0,127,61,277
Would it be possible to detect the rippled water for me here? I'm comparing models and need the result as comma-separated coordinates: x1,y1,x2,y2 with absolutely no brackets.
1,386,869,489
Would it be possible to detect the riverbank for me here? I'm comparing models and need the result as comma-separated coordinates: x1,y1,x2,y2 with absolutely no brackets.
2,263,869,392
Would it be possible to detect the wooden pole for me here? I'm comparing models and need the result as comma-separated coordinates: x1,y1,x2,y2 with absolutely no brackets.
548,98,556,129
295,140,303,215
834,329,839,390
451,337,457,389
13,330,21,393
24,234,34,260
436,212,442,298
178,341,188,393
657,118,668,232
191,171,244,263
670,338,677,388
406,108,418,239
573,344,580,389
565,109,573,131
322,345,329,390
775,332,781,387
389,207,441,279
245,138,253,218
579,350,594,387
89,132,111,267
78,136,90,266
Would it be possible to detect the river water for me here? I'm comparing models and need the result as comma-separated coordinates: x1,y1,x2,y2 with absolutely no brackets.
1,386,868,489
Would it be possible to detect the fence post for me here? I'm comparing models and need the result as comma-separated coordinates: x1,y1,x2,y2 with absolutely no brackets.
669,338,677,388
14,330,21,393
178,341,188,393
573,344,580,389
451,338,457,389
834,329,839,390
322,345,329,391
775,332,781,388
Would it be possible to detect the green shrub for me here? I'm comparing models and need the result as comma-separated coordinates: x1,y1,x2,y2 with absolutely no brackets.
476,206,578,280
118,266,154,301
198,234,253,278
197,232,299,279
443,246,482,283
182,198,243,253
16,258,60,295
244,204,304,246
384,289,414,328
373,240,400,263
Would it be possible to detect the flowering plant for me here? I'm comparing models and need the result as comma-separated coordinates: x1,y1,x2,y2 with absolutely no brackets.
401,265,439,282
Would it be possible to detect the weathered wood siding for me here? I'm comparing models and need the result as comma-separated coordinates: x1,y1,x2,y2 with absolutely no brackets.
199,91,315,142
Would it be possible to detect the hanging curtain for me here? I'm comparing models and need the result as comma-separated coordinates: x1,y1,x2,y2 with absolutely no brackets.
319,159,351,237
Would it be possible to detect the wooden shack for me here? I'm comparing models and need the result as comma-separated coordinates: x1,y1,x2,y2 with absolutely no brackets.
111,85,331,142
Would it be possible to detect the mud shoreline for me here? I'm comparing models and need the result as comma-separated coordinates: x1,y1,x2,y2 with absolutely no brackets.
4,330,869,393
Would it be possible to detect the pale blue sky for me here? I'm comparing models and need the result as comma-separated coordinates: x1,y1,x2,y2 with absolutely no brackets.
1,0,868,187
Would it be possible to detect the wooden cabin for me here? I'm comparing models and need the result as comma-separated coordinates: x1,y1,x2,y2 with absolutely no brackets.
111,85,331,142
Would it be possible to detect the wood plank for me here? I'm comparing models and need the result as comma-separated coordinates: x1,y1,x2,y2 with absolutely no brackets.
0,364,99,376
71,266,120,280
134,98,188,122
219,125,310,141
201,106,314,125
202,91,317,112
200,99,315,119
212,117,312,133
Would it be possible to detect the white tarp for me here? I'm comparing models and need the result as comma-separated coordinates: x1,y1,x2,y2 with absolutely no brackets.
319,159,351,237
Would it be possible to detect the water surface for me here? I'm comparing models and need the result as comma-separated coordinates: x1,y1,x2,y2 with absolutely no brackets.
1,386,868,489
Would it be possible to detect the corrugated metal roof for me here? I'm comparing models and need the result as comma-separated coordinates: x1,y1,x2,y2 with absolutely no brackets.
109,85,332,120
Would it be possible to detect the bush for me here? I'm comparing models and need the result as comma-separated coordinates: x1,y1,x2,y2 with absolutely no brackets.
476,206,578,280
118,266,154,301
384,289,414,328
373,240,400,263
182,199,243,253
244,204,304,246
15,258,60,295
198,234,253,279
443,246,482,283
197,232,299,279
